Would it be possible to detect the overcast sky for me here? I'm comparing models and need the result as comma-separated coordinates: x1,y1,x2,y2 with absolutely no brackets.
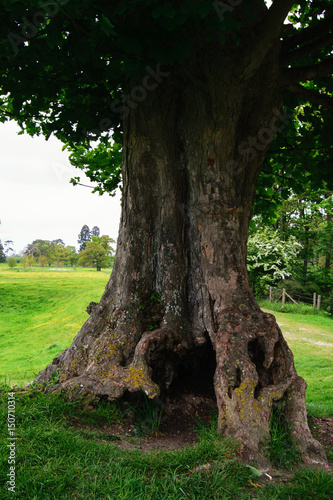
0,121,122,254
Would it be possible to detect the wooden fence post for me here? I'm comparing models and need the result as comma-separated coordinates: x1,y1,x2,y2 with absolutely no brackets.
317,295,321,312
269,286,272,303
285,291,302,309
282,288,286,308
313,293,317,311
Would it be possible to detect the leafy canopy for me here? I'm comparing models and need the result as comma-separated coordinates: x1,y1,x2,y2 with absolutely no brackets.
0,0,333,197
77,225,92,252
0,0,233,143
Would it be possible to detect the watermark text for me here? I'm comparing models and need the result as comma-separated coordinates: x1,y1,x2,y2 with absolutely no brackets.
7,393,16,494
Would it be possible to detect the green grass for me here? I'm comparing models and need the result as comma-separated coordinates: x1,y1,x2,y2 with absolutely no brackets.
0,271,332,499
255,469,333,500
0,387,332,500
0,387,245,499
259,300,333,418
264,407,301,469
0,264,110,386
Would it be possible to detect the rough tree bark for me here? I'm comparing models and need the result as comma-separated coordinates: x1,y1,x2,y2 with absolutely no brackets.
35,48,327,465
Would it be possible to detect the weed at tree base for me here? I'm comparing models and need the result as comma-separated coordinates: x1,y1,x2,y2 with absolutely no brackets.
263,406,301,469
125,392,165,436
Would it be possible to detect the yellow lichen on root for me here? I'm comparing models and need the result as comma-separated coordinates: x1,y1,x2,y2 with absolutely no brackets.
123,361,160,398
123,366,147,388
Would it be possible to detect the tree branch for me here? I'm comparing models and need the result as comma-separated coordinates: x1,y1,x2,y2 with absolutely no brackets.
282,32,333,65
281,58,333,85
258,0,297,37
242,0,297,80
282,14,333,53
260,169,301,184
285,83,333,110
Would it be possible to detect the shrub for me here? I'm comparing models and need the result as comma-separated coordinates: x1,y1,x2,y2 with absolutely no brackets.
247,229,301,296
7,257,17,269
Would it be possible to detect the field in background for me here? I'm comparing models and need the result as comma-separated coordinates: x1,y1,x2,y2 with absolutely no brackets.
259,304,333,418
1,265,332,417
0,264,110,386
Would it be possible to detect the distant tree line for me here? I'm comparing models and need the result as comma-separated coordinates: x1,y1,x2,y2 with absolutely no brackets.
0,242,5,263
2,225,115,271
23,239,79,268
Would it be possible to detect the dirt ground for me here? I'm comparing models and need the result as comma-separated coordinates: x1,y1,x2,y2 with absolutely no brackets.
309,416,333,457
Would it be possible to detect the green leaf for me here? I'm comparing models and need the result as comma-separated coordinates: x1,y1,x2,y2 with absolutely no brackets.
245,465,263,477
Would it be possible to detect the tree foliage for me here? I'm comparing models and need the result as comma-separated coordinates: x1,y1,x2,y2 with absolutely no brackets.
0,239,14,261
77,235,115,271
0,241,6,263
23,239,76,266
249,189,333,304
247,228,301,295
0,0,333,198
6,256,17,269
91,226,100,238
22,254,35,268
77,225,91,252
69,142,122,196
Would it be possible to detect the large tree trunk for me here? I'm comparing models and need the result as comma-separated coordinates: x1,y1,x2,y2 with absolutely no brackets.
35,50,327,465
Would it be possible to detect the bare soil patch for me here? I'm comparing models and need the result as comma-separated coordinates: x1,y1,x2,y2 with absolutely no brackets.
310,416,333,452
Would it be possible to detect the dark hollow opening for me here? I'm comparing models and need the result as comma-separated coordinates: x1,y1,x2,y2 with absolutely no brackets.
149,332,216,401
248,338,274,399
120,334,217,434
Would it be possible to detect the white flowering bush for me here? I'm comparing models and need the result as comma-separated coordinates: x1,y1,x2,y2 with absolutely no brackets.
247,229,301,296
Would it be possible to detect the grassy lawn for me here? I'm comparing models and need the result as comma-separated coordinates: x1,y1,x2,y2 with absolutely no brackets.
0,264,110,386
0,387,332,500
275,313,332,418
0,268,332,499
259,300,333,418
